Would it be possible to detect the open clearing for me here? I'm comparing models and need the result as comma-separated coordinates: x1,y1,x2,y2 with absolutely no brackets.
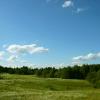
0,74,100,100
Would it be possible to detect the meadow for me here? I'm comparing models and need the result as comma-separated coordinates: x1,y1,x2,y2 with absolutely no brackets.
0,74,100,100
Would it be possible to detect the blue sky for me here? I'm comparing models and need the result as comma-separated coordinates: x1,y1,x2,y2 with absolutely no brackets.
0,0,100,67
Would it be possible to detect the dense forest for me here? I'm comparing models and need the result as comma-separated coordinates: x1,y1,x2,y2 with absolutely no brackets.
0,64,100,80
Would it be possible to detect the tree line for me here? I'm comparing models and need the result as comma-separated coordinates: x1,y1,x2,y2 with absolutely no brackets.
0,64,100,80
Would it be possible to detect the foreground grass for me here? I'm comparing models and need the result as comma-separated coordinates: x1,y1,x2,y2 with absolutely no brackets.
0,74,100,100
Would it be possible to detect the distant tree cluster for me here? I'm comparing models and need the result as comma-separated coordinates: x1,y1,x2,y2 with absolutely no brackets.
34,64,100,79
0,66,34,75
0,64,100,80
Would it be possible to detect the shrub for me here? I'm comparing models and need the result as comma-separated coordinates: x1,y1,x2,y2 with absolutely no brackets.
86,70,100,88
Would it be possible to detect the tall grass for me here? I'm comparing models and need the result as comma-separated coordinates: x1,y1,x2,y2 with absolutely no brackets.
0,74,4,79
0,74,100,100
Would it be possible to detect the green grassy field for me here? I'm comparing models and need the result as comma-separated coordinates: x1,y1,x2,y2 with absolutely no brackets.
0,74,100,100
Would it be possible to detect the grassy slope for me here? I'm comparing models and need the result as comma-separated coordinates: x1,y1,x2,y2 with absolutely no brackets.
0,74,100,100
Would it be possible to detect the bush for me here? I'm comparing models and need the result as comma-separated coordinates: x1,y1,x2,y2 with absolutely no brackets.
86,70,100,88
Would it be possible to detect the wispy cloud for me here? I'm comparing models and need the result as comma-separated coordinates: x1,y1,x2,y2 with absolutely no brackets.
46,0,88,13
62,0,73,8
74,8,87,14
7,55,18,62
46,0,51,3
76,8,84,13
3,44,7,48
0,51,5,60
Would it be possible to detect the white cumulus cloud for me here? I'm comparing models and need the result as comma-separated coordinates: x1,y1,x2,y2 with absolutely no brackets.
62,0,73,8
72,52,100,62
6,44,48,55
